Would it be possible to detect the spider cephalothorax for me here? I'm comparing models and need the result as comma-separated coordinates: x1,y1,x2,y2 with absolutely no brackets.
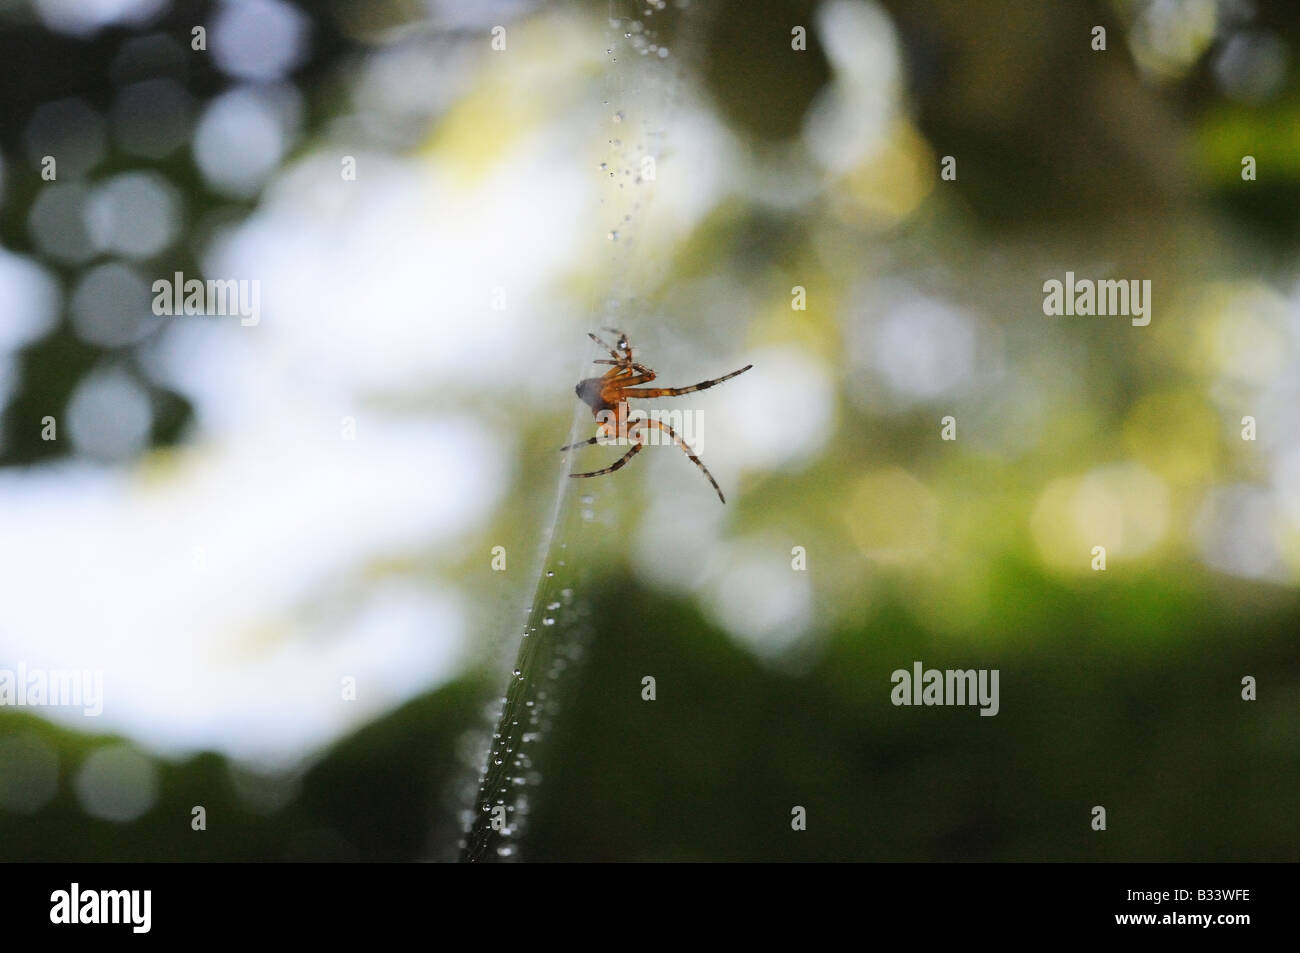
561,329,752,503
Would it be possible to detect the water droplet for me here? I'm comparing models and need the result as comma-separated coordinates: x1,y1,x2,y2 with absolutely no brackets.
546,602,560,610
543,617,555,626
545,570,555,577
613,110,624,123
607,231,619,241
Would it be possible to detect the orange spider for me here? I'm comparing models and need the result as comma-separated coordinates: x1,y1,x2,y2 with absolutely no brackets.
561,329,752,503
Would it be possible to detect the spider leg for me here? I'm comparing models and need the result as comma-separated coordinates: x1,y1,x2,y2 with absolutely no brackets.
609,370,657,390
600,328,632,356
589,330,635,364
594,360,654,375
637,418,727,504
559,435,601,452
568,441,644,479
623,364,752,398
588,332,624,362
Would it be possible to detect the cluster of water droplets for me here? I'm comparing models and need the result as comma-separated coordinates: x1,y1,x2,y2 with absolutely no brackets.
601,1,679,243
459,520,594,861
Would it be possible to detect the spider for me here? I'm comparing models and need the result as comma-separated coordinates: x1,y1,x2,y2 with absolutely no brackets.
561,329,752,503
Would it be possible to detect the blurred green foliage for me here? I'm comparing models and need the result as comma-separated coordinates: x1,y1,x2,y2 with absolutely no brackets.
3,564,1296,861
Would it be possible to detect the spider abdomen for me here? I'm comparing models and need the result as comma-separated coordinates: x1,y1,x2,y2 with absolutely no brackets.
575,377,613,415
